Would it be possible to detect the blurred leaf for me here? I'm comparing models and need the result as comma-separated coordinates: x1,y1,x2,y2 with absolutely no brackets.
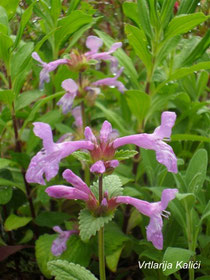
171,134,210,143
123,2,141,28
106,247,123,273
0,33,13,65
137,0,152,38
125,24,152,71
196,71,209,98
18,229,33,244
47,260,98,280
176,193,195,210
13,2,35,48
79,209,114,241
0,0,19,19
35,212,70,228
177,0,200,15
186,149,207,193
0,90,15,107
0,186,13,205
72,151,91,162
115,149,138,161
200,201,210,223
55,11,92,52
165,13,207,40
35,234,56,278
4,214,32,231
15,90,44,111
162,247,194,275
0,158,15,169
51,0,61,22
160,0,177,28
125,90,151,123
0,6,9,33
0,178,25,193
67,0,81,14
157,36,181,64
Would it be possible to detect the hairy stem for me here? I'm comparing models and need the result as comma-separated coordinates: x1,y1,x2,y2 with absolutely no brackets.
98,174,106,280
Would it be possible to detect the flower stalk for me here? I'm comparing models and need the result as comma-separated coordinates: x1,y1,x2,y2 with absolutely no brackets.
98,174,106,280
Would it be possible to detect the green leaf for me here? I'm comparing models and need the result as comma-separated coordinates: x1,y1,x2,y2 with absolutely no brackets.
0,6,9,33
0,158,15,169
186,149,207,193
171,134,210,143
68,0,81,14
72,151,91,162
157,36,181,64
125,90,151,123
11,42,34,83
197,71,209,98
18,229,33,244
137,0,152,38
200,201,210,223
0,90,15,107
115,150,138,161
160,0,177,28
165,13,208,40
55,11,92,52
162,247,195,275
182,30,210,66
0,33,13,65
51,0,61,22
125,24,152,71
123,2,141,28
48,260,98,280
35,234,56,278
0,186,13,205
90,175,123,200
35,212,70,228
177,0,200,15
15,90,44,111
4,214,32,231
106,247,123,273
176,193,195,210
0,178,25,193
94,29,139,89
0,0,19,19
13,2,35,48
79,209,114,241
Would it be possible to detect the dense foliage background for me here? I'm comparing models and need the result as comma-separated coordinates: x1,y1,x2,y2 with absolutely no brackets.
0,0,209,279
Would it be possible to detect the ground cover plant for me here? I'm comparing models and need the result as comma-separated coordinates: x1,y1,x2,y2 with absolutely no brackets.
0,0,209,279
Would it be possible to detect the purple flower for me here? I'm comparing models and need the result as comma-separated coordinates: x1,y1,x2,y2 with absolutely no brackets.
25,122,94,185
116,188,178,250
51,226,78,256
85,36,122,73
71,106,83,128
57,79,78,114
92,67,126,93
113,112,178,173
32,52,68,88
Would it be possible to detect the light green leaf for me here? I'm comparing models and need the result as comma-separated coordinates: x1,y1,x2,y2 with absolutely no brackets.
0,6,9,33
67,0,81,14
15,90,44,111
4,214,32,231
0,0,19,19
137,0,152,38
0,33,13,65
186,149,207,193
51,0,61,22
35,234,56,278
48,260,98,280
125,90,151,123
106,247,123,273
0,158,15,169
79,209,114,241
162,247,195,275
177,0,200,15
0,186,13,205
94,29,139,88
13,2,35,48
171,134,210,143
123,2,141,28
115,150,138,161
72,151,91,162
176,193,195,210
0,90,15,107
125,24,152,71
90,175,123,200
18,229,33,244
165,13,207,40
160,0,177,28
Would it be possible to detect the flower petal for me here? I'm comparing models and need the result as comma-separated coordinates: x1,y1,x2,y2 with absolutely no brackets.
62,169,91,195
153,111,176,139
86,36,103,54
72,106,83,128
100,121,112,143
90,160,106,174
61,79,78,94
32,52,45,65
46,185,89,200
33,122,54,151
146,215,163,250
107,159,119,168
161,188,178,210
84,126,97,143
57,92,76,114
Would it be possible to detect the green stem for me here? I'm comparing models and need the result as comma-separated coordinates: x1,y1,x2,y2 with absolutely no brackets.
98,175,106,280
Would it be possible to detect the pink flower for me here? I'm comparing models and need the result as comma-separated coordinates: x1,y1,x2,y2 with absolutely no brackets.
116,188,178,249
85,36,122,73
51,226,78,256
25,123,94,185
32,52,68,88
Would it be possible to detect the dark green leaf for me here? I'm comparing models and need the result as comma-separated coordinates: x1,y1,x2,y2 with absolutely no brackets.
0,186,13,205
35,212,70,228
